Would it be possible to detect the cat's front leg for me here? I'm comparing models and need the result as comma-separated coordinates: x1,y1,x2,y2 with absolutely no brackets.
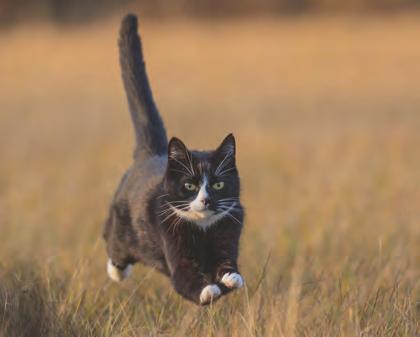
163,234,222,305
170,259,222,305
213,261,244,293
220,270,244,289
199,284,222,305
210,222,244,294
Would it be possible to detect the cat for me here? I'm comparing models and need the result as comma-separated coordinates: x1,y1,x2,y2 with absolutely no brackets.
103,14,244,305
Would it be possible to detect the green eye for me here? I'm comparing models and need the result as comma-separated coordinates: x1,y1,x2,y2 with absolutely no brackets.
212,181,224,190
184,182,197,191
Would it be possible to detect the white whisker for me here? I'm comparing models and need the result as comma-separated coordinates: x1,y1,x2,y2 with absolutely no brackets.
168,200,191,204
217,200,239,205
219,207,242,214
160,212,177,224
218,203,242,213
218,204,240,210
185,150,196,176
159,201,189,210
157,204,189,216
159,203,190,223
218,201,240,207
168,216,183,234
170,168,192,176
169,156,194,176
224,211,242,225
214,150,233,176
217,200,239,204
218,197,239,202
157,208,174,216
216,167,236,177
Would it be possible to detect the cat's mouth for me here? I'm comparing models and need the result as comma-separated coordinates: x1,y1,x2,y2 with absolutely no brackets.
190,209,215,219
170,204,216,221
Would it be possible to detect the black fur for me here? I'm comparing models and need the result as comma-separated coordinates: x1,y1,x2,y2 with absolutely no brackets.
103,14,244,305
119,14,167,160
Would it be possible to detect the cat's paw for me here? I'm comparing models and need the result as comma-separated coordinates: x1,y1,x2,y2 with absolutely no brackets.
107,259,132,282
221,272,244,289
199,284,221,305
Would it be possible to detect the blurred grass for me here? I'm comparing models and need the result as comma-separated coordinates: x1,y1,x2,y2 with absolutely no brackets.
0,14,419,336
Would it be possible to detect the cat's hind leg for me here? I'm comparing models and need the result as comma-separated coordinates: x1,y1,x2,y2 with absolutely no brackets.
103,201,137,282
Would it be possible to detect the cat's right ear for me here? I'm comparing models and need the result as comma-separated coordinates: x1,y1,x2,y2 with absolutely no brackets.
168,137,189,161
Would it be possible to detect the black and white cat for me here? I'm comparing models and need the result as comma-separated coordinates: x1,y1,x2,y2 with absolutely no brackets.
103,14,244,305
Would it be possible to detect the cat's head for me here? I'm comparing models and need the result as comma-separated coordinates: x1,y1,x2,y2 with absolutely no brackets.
162,134,241,229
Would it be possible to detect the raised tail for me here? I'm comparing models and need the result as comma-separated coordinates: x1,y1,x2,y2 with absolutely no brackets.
119,14,168,160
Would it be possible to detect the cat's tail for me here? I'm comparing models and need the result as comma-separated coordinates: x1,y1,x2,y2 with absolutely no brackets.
119,14,168,160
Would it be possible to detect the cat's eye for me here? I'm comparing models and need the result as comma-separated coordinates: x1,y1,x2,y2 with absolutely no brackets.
184,182,197,191
212,181,224,190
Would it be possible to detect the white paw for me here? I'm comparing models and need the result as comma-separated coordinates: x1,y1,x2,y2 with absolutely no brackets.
107,259,132,282
199,284,221,304
221,272,243,289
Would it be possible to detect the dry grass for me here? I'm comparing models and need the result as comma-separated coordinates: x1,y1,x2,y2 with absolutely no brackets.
0,14,419,336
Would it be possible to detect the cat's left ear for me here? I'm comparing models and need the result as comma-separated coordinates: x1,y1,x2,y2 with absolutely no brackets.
214,133,236,173
168,137,190,161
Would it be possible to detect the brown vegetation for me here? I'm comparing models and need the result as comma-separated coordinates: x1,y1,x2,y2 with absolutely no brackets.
0,15,419,336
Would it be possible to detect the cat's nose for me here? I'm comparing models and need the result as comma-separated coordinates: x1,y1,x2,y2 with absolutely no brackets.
201,198,210,208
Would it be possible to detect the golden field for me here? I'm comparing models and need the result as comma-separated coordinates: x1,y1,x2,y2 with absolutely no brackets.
0,14,419,336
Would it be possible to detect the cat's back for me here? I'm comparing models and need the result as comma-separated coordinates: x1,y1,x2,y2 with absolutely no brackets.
114,155,167,220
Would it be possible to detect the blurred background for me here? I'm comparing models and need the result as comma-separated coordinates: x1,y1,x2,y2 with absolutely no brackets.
0,1,419,336
2,0,420,24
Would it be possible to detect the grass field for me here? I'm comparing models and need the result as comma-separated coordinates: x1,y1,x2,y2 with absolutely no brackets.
0,14,419,336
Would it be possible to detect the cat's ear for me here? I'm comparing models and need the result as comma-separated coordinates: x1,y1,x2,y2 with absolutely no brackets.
168,137,190,162
214,133,236,175
216,133,236,157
